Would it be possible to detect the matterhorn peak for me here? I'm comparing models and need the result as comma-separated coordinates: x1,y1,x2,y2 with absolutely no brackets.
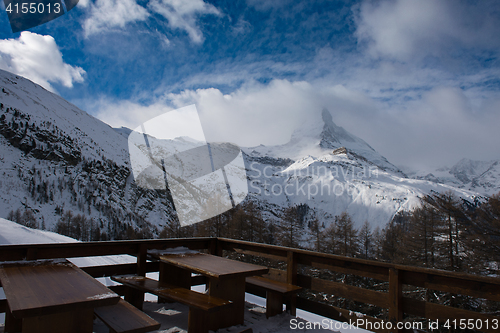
246,108,402,174
319,108,361,150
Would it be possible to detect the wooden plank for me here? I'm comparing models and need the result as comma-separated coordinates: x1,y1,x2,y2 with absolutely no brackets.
209,238,222,257
296,297,392,333
266,290,284,318
209,276,245,328
403,297,500,333
287,251,297,285
159,253,268,279
189,307,210,333
388,269,403,332
232,248,285,261
297,252,390,281
263,268,287,283
112,275,177,293
23,308,94,333
0,238,214,262
400,269,500,302
112,275,232,313
94,299,161,333
217,238,288,259
137,244,147,276
160,263,192,289
4,304,22,333
26,248,38,261
246,276,302,294
160,287,232,313
286,251,298,316
108,284,127,296
82,262,159,278
296,274,389,309
245,283,267,299
0,260,119,318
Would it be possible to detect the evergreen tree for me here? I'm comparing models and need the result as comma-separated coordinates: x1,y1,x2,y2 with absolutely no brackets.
358,220,372,259
335,212,358,257
466,193,500,273
278,206,302,248
308,215,324,253
426,192,464,270
404,203,440,268
380,220,405,263
324,220,339,254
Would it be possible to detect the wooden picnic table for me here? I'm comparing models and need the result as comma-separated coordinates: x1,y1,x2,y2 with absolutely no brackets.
150,252,268,330
0,259,120,333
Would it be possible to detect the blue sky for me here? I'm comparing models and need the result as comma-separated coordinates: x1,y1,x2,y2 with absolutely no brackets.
1,0,500,169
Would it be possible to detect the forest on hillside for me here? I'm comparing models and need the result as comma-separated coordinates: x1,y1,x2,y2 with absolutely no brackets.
9,191,500,275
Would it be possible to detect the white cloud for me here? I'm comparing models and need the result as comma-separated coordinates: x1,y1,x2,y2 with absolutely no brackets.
164,80,325,145
355,0,500,61
77,0,91,7
83,0,149,37
93,78,500,169
92,98,174,130
0,32,85,92
232,18,252,36
148,0,220,43
376,87,500,169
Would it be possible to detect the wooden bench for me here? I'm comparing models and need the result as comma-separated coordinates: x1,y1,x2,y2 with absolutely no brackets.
111,275,232,333
245,276,302,318
94,299,161,333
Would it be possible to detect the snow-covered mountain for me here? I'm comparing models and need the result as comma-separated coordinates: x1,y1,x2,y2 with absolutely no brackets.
247,108,403,175
406,159,500,197
0,69,488,235
243,109,481,229
0,69,177,237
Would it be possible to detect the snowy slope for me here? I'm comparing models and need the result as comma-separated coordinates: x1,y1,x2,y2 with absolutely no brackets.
0,217,135,268
0,217,76,245
0,70,129,165
245,144,479,229
0,70,181,235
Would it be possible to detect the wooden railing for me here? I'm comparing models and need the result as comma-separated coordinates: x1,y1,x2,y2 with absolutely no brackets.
1,237,499,333
218,238,500,333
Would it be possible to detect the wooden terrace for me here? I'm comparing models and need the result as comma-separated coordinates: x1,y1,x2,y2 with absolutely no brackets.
0,237,499,333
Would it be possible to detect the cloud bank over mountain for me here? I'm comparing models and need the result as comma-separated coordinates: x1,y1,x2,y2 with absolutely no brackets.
1,0,499,170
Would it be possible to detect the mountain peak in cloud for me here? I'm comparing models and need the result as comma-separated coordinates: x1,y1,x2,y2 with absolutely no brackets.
289,108,373,152
247,108,402,174
319,108,358,148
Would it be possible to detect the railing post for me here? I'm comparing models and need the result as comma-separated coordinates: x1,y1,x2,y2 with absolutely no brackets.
137,244,147,277
128,243,147,310
388,268,403,333
209,238,222,256
286,251,297,284
287,250,298,316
